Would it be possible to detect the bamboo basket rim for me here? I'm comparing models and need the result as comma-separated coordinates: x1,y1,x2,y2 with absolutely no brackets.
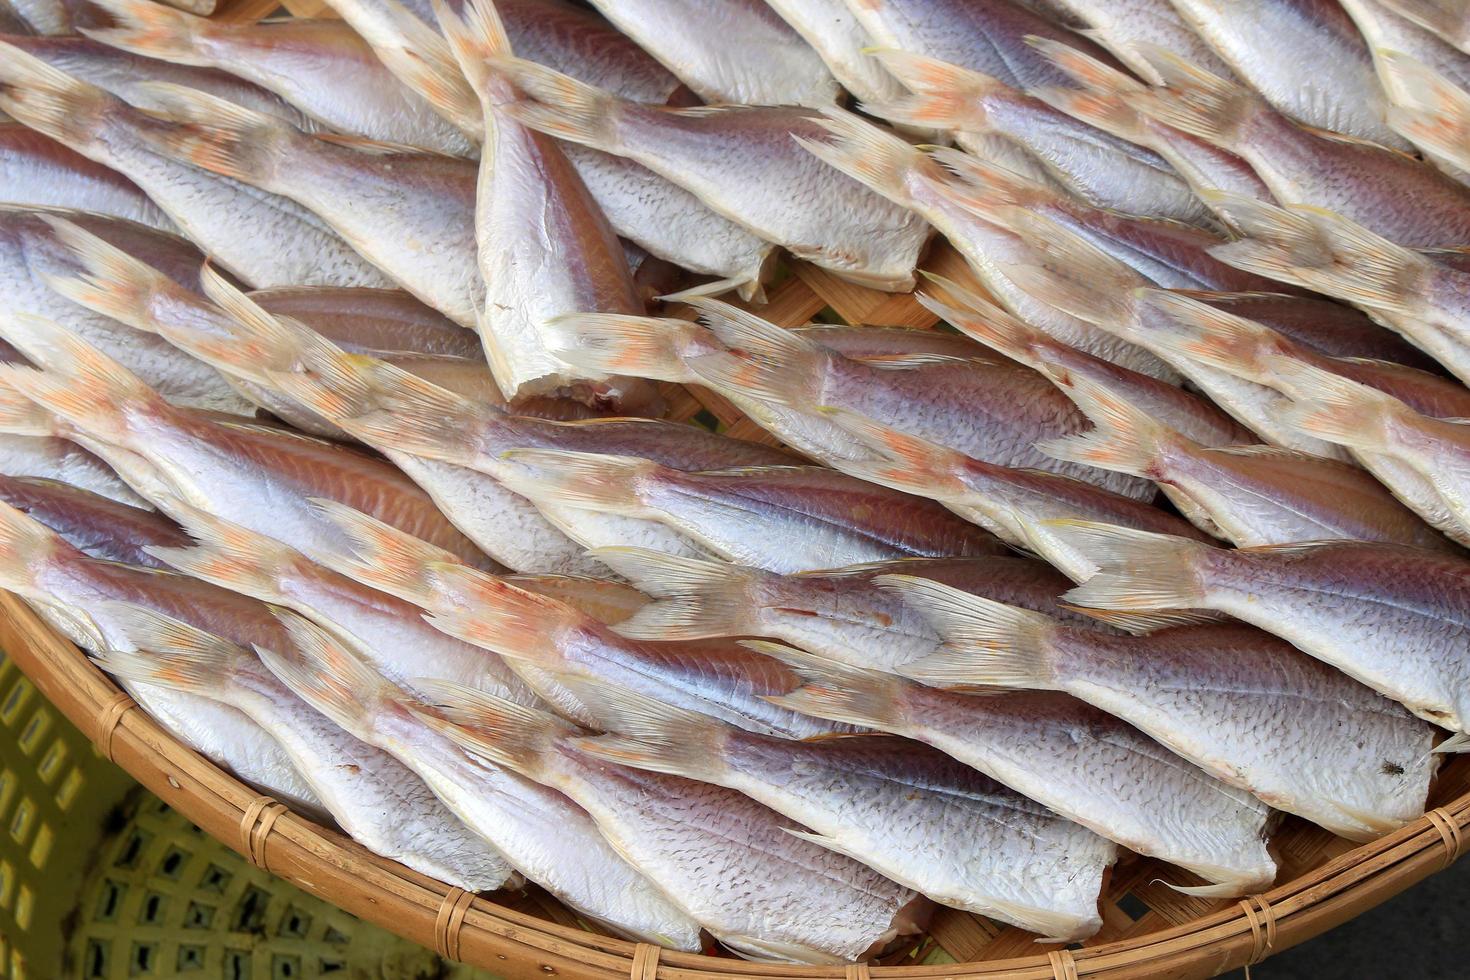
4,586,1468,980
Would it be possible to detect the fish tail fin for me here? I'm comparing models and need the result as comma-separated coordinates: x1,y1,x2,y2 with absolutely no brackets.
192,264,344,382
589,546,761,640
878,574,1060,689
929,146,1055,211
1035,372,1178,478
490,55,624,151
995,211,1146,329
0,380,61,438
753,640,908,731
1029,38,1149,141
255,609,399,741
674,297,823,408
37,215,194,338
1031,35,1147,96
862,49,999,132
819,407,969,497
1208,194,1428,318
1266,357,1402,451
798,106,929,209
133,81,294,187
561,681,727,781
495,449,654,517
144,501,300,605
355,0,479,136
0,41,115,149
309,498,461,602
1051,520,1212,610
1379,0,1469,48
917,275,1052,369
77,0,215,66
1128,45,1259,148
0,314,167,443
406,678,566,777
0,499,67,594
1133,289,1282,383
542,313,699,383
432,0,511,93
421,565,582,667
90,603,241,699
1380,50,1470,170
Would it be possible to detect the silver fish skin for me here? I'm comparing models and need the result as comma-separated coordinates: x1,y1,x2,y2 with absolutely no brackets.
802,109,1173,379
889,578,1435,840
1040,371,1455,551
765,0,909,106
79,0,474,155
1167,0,1410,148
575,685,1116,942
493,59,932,292
597,549,1126,672
0,316,498,572
1039,0,1234,81
865,51,1213,228
0,34,312,126
1131,50,1470,248
131,83,480,327
1057,522,1470,742
1,208,255,414
0,503,325,814
766,651,1276,896
0,473,187,566
0,124,174,231
840,0,1122,91
95,608,516,892
0,43,389,288
585,0,840,107
1208,195,1470,385
258,614,705,950
421,683,924,963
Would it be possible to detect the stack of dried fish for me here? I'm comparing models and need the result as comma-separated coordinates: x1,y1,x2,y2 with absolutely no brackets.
0,0,1467,963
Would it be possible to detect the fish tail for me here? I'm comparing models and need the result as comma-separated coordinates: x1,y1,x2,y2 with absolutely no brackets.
878,574,1060,689
1209,194,1430,319
590,546,762,640
1035,372,1178,478
542,312,699,383
406,678,567,778
0,499,66,594
819,407,969,498
1133,289,1281,384
495,449,654,517
929,146,1054,211
753,640,907,731
78,0,216,67
861,49,999,132
1380,0,1469,47
1030,37,1150,140
993,210,1147,330
798,106,928,209
490,56,624,152
145,502,299,605
309,498,461,603
423,564,581,666
674,298,823,409
560,680,727,782
1127,46,1258,149
356,0,478,136
916,275,1052,369
432,0,511,93
133,81,294,187
90,603,241,699
1051,520,1212,611
38,215,191,339
0,41,115,150
0,314,167,444
255,609,398,741
1379,50,1470,171
0,379,60,438
1266,357,1402,452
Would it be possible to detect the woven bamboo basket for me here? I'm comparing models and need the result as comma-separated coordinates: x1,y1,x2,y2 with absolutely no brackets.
8,0,1470,975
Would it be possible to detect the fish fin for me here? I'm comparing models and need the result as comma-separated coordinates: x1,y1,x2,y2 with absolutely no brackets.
1048,520,1211,611
489,56,624,152
995,212,1146,329
861,49,998,133
1035,369,1182,479
816,407,971,497
197,264,339,378
1065,605,1215,634
542,313,698,383
1264,357,1401,451
254,608,397,741
407,677,570,777
0,499,67,594
0,41,115,149
1133,289,1282,383
89,603,241,698
431,0,510,94
1380,0,1470,49
130,81,293,187
495,449,654,517
798,106,929,210
423,565,582,665
1169,881,1257,899
38,214,189,338
268,349,484,464
916,279,1053,371
590,546,760,640
308,498,461,602
877,574,1059,689
1434,732,1470,753
1207,193,1429,319
0,314,166,443
751,640,908,731
676,298,822,409
77,0,215,66
0,380,60,438
353,0,479,137
1029,36,1150,136
1030,35,1147,96
1380,50,1470,170
1125,45,1258,149
561,685,727,782
144,501,299,605
929,147,1054,211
